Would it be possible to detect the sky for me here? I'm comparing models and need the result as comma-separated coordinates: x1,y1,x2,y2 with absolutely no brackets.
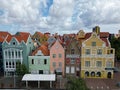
0,0,120,35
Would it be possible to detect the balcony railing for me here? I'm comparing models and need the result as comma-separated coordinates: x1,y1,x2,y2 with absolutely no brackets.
66,54,80,58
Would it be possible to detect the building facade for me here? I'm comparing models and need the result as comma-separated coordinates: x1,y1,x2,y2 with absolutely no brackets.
0,32,11,73
65,38,80,77
50,40,65,76
2,32,34,76
81,32,115,78
29,45,50,74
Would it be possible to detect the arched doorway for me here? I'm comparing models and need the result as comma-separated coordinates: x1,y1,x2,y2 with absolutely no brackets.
91,71,95,77
96,72,101,77
107,72,112,78
85,71,89,77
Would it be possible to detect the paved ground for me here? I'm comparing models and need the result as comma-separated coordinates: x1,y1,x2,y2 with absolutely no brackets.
85,62,120,90
1,62,120,90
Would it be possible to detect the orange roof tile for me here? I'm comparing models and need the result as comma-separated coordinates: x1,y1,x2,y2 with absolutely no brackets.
6,32,30,43
32,45,49,56
0,31,11,42
36,32,44,37
101,38,109,47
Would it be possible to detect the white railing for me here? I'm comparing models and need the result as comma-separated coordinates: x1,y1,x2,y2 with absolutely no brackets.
66,54,80,58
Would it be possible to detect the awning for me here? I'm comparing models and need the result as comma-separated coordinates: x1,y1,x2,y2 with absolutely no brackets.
22,74,56,81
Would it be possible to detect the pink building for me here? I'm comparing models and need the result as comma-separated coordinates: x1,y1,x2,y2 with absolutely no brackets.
50,40,65,76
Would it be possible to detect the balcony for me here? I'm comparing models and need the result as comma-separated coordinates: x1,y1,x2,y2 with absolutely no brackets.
66,54,80,58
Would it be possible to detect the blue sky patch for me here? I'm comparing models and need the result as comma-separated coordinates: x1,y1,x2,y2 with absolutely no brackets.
40,0,53,16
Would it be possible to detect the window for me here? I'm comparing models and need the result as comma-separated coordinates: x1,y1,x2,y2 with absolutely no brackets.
53,54,56,58
59,62,62,67
12,62,14,68
59,54,62,58
12,51,14,58
85,61,90,67
15,51,17,58
110,50,113,54
13,42,16,45
71,49,75,54
107,50,113,54
6,62,8,68
9,51,11,58
85,71,89,77
106,61,112,68
18,51,20,58
92,42,96,46
97,49,102,55
85,49,90,55
96,72,101,77
53,62,56,67
66,66,70,73
32,59,34,64
9,62,11,68
38,60,40,64
96,61,102,67
71,66,75,73
70,58,75,64
44,59,47,64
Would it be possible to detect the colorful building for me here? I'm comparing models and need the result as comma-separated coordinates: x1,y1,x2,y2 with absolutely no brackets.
32,32,50,45
0,31,11,73
2,32,34,76
81,30,115,79
50,40,65,76
65,38,80,77
28,45,50,74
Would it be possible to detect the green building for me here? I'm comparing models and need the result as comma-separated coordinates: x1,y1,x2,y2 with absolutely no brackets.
28,45,50,74
2,32,34,76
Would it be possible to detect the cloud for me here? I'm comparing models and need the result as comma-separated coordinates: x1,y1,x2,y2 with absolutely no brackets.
0,0,120,34
76,0,120,28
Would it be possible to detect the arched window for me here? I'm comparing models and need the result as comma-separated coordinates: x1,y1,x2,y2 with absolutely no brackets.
85,71,89,77
91,71,95,77
96,72,101,77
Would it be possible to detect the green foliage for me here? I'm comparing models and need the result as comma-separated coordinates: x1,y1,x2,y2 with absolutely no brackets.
16,61,29,76
66,76,89,90
110,37,120,60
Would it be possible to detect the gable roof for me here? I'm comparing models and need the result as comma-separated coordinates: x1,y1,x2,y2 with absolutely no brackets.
36,32,44,37
5,32,30,43
0,31,11,42
32,45,49,56
84,32,110,47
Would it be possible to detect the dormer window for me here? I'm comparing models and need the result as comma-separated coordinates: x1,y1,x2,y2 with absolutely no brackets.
13,42,16,45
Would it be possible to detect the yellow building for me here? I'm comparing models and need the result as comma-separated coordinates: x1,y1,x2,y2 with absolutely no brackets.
81,32,115,79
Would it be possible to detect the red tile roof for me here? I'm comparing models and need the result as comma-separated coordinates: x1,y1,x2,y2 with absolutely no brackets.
101,38,110,47
5,32,30,43
36,32,44,37
0,31,11,42
32,45,49,56
84,32,110,47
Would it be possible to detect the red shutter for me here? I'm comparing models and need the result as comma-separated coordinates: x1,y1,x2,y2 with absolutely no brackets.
76,58,80,63
66,58,70,64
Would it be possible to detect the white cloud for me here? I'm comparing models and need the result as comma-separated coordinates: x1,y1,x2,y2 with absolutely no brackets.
0,0,120,34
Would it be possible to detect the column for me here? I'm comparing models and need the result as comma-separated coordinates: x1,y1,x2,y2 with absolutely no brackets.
26,81,28,88
50,81,52,88
38,81,40,88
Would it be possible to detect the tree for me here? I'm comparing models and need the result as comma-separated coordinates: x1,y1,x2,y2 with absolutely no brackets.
66,76,89,90
110,37,120,60
16,61,29,76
